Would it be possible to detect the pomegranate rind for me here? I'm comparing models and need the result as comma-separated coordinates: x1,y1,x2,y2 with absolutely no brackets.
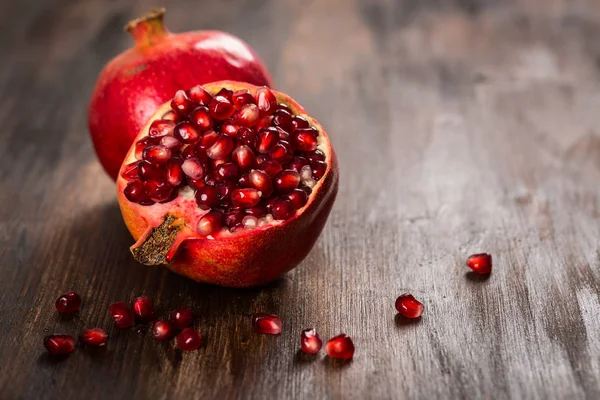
117,81,339,287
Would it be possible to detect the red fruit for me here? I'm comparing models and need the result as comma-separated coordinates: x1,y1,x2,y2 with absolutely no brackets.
55,292,81,314
152,320,175,341
109,302,135,329
132,295,157,321
300,328,322,354
325,334,354,360
466,253,493,275
395,293,424,319
80,328,109,347
116,82,338,287
252,313,282,335
169,307,194,329
176,328,202,351
88,8,273,180
44,335,76,356
256,87,277,116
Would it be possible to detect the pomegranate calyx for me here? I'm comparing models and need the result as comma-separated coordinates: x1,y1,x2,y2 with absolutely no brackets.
125,8,169,48
130,214,197,265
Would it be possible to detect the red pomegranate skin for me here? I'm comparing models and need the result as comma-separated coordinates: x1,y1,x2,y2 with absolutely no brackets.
89,9,274,180
117,81,339,288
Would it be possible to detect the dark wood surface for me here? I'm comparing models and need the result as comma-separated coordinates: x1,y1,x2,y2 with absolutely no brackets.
2,0,600,399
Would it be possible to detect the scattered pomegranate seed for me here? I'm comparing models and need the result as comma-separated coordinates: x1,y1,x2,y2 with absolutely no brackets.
132,296,157,321
466,253,493,274
79,328,108,347
169,307,194,329
300,328,322,354
109,302,135,329
152,320,175,341
252,313,282,335
395,293,424,319
325,334,355,360
176,328,202,351
55,292,81,314
44,334,76,356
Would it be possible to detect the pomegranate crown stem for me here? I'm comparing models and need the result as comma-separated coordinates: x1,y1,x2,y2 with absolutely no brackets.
125,8,169,48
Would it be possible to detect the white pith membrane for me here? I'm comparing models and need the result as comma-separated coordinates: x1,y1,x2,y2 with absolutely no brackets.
120,84,331,240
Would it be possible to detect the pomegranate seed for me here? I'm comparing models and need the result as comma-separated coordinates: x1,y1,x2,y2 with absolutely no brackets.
181,158,205,180
171,90,193,114
44,335,76,356
146,179,173,202
252,313,282,335
135,137,158,159
109,302,135,329
277,103,292,112
288,157,309,173
269,140,293,163
306,149,326,162
196,130,219,151
231,188,261,208
132,295,157,321
138,160,164,181
216,87,234,101
276,126,291,141
249,170,273,197
232,145,257,171
256,127,279,153
190,106,213,131
225,209,245,228
395,293,424,318
274,170,300,193
165,159,184,186
55,292,81,313
237,127,257,146
169,307,194,329
219,122,239,136
260,160,283,177
234,103,260,127
204,172,218,187
216,162,240,182
121,161,140,181
286,189,308,209
243,215,258,229
291,115,310,131
177,328,202,351
256,115,273,129
312,160,327,180
300,328,322,354
80,328,108,347
195,186,219,209
245,206,267,218
209,95,235,120
217,181,236,202
238,173,251,187
161,110,179,121
197,210,223,236
160,136,182,150
466,253,492,274
232,89,255,109
124,180,151,204
174,122,201,144
148,119,175,138
142,145,171,164
325,334,355,360
272,109,293,131
152,320,175,341
271,199,295,220
294,129,319,152
256,87,277,116
206,134,234,159
188,85,212,105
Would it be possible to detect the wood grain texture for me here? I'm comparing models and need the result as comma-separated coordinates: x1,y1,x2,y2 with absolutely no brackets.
1,0,600,398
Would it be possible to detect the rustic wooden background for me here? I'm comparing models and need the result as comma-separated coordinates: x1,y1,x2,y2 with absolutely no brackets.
1,0,600,399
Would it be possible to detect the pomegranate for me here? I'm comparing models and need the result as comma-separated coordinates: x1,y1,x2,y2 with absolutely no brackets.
169,307,194,329
44,335,76,356
252,313,282,335
466,253,493,275
80,328,109,347
152,320,176,341
109,302,135,329
395,293,424,319
116,81,339,287
176,328,202,351
89,8,274,180
325,334,355,360
132,295,157,321
55,292,81,313
300,328,322,354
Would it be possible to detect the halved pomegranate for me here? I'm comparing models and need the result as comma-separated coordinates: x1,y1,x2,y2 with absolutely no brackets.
116,81,338,287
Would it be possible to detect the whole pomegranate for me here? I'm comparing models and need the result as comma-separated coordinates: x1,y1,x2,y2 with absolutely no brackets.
116,81,338,287
89,8,273,180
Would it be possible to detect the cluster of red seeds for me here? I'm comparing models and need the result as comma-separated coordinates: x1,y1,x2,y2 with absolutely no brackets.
121,85,327,236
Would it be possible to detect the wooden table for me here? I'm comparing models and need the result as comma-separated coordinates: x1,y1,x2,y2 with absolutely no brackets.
1,0,599,398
